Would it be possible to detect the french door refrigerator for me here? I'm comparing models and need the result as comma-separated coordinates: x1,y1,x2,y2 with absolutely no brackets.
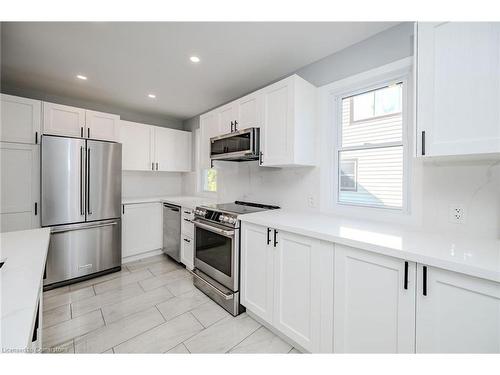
41,135,122,288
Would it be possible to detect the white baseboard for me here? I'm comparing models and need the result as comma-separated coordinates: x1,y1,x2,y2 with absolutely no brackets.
245,309,307,353
122,248,164,264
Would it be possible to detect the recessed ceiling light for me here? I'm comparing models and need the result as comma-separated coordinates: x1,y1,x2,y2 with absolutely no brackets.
76,75,87,80
148,94,156,99
189,56,201,63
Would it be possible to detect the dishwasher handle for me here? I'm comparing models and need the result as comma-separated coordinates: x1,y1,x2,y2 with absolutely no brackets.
163,203,180,212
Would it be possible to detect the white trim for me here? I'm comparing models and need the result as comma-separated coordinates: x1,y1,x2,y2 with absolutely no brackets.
318,57,422,225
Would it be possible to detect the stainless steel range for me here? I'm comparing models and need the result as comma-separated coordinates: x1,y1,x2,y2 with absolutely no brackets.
191,201,279,315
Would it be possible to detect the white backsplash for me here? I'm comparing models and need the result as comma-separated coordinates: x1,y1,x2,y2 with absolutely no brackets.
122,171,182,198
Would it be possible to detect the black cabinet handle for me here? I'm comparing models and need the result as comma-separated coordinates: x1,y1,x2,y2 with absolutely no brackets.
35,131,38,144
259,151,263,165
273,229,278,247
421,131,426,156
87,127,90,138
34,202,38,216
122,204,125,214
267,228,271,245
404,261,408,290
183,238,191,243
81,127,83,137
422,266,428,296
234,120,238,131
230,121,234,132
184,211,191,214
184,218,192,223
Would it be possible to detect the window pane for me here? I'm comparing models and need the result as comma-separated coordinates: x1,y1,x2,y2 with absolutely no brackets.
203,169,217,192
338,147,403,209
351,91,374,121
342,84,403,148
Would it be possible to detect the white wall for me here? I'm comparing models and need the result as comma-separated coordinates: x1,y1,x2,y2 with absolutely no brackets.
123,171,182,198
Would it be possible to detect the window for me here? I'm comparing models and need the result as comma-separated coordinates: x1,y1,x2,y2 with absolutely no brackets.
202,168,217,192
336,82,405,210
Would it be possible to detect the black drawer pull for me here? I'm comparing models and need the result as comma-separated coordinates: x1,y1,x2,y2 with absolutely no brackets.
267,228,271,245
421,131,426,156
422,266,428,296
183,238,191,243
404,261,408,290
273,229,278,247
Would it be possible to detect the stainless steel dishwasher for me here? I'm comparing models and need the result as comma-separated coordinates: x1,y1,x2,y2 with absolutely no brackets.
162,203,181,262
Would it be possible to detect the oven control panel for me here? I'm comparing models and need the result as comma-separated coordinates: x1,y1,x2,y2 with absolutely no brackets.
194,208,238,227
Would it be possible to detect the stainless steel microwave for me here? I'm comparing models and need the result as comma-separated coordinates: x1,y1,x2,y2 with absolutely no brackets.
210,127,260,162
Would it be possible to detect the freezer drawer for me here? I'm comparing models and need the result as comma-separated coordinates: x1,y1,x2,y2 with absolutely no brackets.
44,219,121,286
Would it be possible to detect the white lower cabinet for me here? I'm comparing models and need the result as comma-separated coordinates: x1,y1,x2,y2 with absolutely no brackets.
333,244,416,353
121,202,162,259
416,265,500,353
181,235,194,270
0,143,40,232
240,222,334,352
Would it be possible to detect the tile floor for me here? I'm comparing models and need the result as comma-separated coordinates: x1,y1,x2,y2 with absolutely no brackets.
42,253,300,354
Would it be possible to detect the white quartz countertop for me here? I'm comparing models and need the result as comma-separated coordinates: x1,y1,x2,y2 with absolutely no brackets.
0,228,51,351
239,209,500,283
122,195,217,210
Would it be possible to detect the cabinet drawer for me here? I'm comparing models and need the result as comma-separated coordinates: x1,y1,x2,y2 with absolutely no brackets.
181,235,194,270
181,209,194,237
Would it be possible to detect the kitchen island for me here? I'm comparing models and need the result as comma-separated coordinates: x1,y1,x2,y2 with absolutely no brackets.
1,228,50,353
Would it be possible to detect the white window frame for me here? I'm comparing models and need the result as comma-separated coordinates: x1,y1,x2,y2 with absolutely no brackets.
318,57,415,221
194,128,218,197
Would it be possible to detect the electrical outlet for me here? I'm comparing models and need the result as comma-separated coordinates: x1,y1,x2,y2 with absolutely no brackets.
449,204,466,224
307,195,316,208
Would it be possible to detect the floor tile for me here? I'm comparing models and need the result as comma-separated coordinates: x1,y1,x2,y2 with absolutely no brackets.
71,282,144,318
166,343,190,354
190,301,230,328
124,254,170,272
139,269,190,292
43,285,70,299
289,348,301,353
43,310,104,348
229,326,292,353
43,286,94,311
156,289,209,321
43,339,74,354
147,260,183,276
43,304,71,328
102,286,174,324
164,276,197,296
69,269,130,291
93,269,154,295
74,307,165,353
184,313,261,353
114,312,203,353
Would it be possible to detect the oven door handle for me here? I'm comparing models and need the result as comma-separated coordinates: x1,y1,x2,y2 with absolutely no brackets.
193,220,235,237
187,269,234,300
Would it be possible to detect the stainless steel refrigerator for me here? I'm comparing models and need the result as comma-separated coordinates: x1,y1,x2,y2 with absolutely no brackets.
41,135,122,288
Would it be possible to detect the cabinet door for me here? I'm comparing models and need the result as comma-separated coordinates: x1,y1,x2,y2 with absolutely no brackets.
119,120,153,171
334,245,416,353
240,222,274,324
199,112,220,170
43,102,85,138
122,202,162,258
0,143,40,232
85,110,120,141
273,230,333,352
172,130,192,172
416,265,500,353
417,22,500,156
218,103,238,134
261,78,293,166
237,93,262,130
1,94,41,144
181,235,194,270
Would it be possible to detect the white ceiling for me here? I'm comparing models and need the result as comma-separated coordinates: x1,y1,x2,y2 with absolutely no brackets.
1,22,397,120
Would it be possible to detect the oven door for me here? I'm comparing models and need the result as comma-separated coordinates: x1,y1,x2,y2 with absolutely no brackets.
210,128,259,161
193,219,239,292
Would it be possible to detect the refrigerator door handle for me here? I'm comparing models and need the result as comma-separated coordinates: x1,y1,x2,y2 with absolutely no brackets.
51,221,118,234
80,146,84,216
87,147,92,215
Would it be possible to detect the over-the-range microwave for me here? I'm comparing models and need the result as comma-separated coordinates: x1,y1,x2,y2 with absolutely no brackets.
210,127,260,162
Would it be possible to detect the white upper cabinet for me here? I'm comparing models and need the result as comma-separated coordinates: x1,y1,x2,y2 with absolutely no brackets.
119,120,154,171
333,245,416,353
218,102,239,134
260,75,317,167
0,143,40,232
43,102,119,141
43,102,86,138
416,265,500,353
1,94,41,144
85,110,120,141
237,92,262,130
199,111,221,170
154,127,192,172
416,22,500,157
